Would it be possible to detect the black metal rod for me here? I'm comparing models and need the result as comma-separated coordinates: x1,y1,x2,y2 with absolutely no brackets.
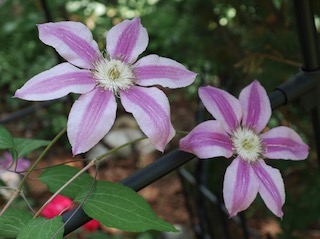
0,100,64,124
62,150,194,235
177,168,202,239
178,168,261,239
310,108,320,168
121,150,194,190
275,71,318,109
40,0,53,22
194,73,213,239
293,0,320,168
293,0,320,71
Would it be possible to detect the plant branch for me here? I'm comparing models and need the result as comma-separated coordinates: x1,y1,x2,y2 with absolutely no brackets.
0,127,67,216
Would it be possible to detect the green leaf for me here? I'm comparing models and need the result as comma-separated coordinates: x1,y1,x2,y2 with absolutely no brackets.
0,208,33,238
14,138,50,158
0,126,14,149
17,216,64,239
39,165,93,199
13,138,50,158
76,181,178,233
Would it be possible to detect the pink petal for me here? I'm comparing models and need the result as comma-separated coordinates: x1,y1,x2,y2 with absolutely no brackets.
223,157,259,217
107,18,148,63
2,152,30,172
262,126,309,160
14,63,96,101
38,22,101,69
179,120,233,159
2,152,14,170
67,88,117,155
239,80,271,133
120,86,175,152
82,219,100,232
133,54,197,88
252,160,285,218
41,195,73,219
199,86,242,134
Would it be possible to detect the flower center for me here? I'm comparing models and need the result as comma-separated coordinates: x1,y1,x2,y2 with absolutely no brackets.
231,127,264,163
94,58,135,94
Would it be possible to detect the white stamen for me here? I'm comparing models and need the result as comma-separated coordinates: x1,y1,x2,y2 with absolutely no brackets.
231,127,264,163
94,58,135,94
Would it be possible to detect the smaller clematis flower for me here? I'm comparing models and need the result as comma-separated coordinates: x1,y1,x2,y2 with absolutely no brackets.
179,80,309,218
0,152,30,172
0,152,30,199
15,18,196,155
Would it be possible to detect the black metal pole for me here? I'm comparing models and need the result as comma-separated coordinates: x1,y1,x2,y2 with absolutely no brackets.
178,168,203,239
194,73,213,239
292,0,320,168
292,0,320,71
0,99,66,124
62,150,194,235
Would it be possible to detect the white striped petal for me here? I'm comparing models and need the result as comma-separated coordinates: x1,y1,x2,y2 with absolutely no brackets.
223,157,259,217
252,160,285,218
239,80,271,133
15,63,95,101
262,126,309,160
134,54,197,88
120,86,175,152
179,120,233,159
107,18,148,63
199,86,242,134
67,88,117,155
38,22,101,69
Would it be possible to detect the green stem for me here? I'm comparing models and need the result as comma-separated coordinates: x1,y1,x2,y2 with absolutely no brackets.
21,127,67,187
95,136,146,162
0,127,67,216
176,130,189,136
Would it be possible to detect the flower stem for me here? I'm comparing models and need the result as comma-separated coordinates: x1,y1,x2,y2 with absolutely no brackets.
95,136,146,162
176,130,189,136
0,127,67,216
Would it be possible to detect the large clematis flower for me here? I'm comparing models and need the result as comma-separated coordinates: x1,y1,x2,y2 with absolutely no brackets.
179,80,309,218
15,18,196,155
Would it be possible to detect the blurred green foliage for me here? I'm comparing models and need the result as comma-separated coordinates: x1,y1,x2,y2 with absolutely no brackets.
1,0,320,238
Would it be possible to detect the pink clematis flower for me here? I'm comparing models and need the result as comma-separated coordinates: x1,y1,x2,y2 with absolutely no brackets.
0,152,30,199
15,18,196,155
179,80,309,218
